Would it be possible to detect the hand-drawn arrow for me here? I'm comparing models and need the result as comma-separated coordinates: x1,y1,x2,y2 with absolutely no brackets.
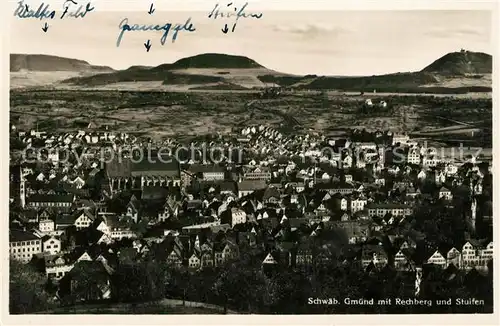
221,24,229,34
144,40,152,52
148,3,155,15
42,22,49,32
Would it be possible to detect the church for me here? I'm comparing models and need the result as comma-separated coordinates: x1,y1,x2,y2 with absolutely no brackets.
105,151,181,194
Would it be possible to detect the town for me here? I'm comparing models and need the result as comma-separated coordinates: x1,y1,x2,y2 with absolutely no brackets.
8,120,493,314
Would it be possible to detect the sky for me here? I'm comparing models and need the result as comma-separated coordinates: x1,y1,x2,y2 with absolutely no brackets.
9,6,493,76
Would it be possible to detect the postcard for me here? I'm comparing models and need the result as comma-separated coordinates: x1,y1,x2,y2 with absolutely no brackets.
2,0,498,324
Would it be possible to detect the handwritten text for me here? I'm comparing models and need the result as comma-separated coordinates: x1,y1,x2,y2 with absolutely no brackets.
208,2,263,33
14,1,56,20
13,0,94,20
116,18,196,47
60,0,94,19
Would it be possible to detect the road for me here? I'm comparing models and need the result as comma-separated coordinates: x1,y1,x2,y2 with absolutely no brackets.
36,298,239,314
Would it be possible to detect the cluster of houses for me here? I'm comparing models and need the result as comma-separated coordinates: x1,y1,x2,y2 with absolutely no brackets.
9,124,493,302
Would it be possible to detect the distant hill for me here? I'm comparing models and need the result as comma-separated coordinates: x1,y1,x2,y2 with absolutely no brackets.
259,50,492,93
170,53,262,69
62,53,265,86
10,54,114,73
421,51,492,75
64,65,171,86
264,71,440,92
189,82,250,91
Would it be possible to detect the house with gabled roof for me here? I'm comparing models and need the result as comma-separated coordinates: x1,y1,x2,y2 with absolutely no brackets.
222,240,239,261
188,251,201,269
76,250,93,263
426,250,446,269
96,214,137,241
125,195,141,223
461,239,491,269
43,254,75,280
39,218,55,234
38,208,54,220
480,241,493,263
96,232,113,245
344,174,353,183
213,242,226,267
446,247,462,268
342,155,353,168
394,248,415,271
72,209,95,230
351,197,367,213
435,171,446,185
361,245,389,270
417,170,426,180
399,238,417,250
57,259,112,303
295,242,313,267
166,245,184,268
158,195,181,222
263,186,281,204
438,187,453,201
70,176,86,189
200,246,214,268
262,252,279,266
42,235,61,256
230,207,247,226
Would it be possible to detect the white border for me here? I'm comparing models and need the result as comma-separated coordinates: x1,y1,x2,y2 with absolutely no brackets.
4,0,500,11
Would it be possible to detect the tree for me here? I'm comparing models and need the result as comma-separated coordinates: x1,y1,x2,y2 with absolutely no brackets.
9,260,52,314
111,261,170,303
212,262,276,313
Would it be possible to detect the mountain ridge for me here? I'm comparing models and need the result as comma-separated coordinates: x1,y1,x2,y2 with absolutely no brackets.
10,54,114,73
422,50,492,75
10,51,492,92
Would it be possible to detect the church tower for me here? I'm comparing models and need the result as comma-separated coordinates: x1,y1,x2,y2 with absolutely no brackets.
469,197,477,233
19,165,26,208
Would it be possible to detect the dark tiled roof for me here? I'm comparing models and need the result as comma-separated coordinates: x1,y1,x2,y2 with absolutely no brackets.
188,164,226,174
199,180,237,193
316,182,355,190
141,186,168,201
366,203,411,209
106,155,180,178
238,180,267,191
56,210,92,225
209,224,231,234
263,186,281,201
219,180,237,193
27,194,75,203
131,154,180,177
10,229,40,242
105,159,132,178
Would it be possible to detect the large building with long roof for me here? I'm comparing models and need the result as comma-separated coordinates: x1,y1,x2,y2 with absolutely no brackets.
105,150,181,193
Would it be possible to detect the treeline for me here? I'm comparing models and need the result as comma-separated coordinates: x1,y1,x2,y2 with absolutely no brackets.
10,252,493,314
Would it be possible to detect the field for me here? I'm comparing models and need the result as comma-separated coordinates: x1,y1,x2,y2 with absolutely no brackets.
10,89,492,146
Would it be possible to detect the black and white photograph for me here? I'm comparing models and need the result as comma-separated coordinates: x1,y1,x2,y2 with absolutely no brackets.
5,0,496,318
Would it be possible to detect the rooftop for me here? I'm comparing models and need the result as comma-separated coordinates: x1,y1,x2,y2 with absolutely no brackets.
10,229,40,242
